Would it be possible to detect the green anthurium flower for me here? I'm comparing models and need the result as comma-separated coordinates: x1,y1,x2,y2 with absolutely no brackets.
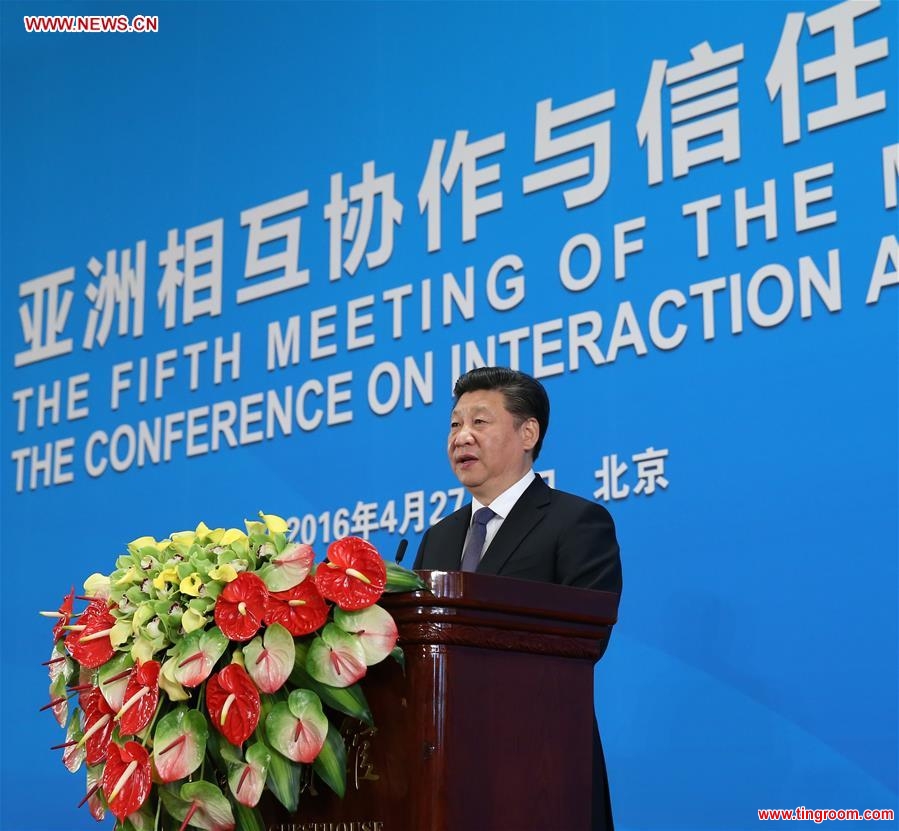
226,741,271,808
169,626,227,687
334,605,399,666
179,573,203,597
153,706,208,782
244,623,294,694
159,781,235,831
98,652,135,711
306,624,367,688
265,689,328,764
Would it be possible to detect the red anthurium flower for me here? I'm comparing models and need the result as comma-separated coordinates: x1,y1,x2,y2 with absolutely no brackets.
206,664,261,746
65,599,116,669
79,686,115,766
213,573,268,641
264,580,329,636
117,660,160,736
314,536,387,610
102,740,152,820
52,588,75,641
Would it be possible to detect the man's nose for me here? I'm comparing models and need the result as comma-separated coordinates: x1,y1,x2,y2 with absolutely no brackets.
452,427,474,445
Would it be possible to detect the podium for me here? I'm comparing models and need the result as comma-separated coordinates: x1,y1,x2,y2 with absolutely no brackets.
263,570,619,831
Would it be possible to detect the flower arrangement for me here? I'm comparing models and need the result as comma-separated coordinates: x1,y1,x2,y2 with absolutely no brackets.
41,512,425,831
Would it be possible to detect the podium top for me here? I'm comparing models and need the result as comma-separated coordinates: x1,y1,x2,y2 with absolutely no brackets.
379,571,618,660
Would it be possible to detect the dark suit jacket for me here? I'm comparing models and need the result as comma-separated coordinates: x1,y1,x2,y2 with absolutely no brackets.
413,475,622,831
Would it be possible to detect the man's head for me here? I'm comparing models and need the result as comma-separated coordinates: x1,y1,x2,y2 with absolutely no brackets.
447,367,550,504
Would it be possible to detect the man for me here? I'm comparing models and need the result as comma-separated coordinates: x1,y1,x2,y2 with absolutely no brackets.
413,366,622,831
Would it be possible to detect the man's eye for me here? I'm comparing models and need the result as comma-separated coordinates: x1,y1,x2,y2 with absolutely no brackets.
450,422,460,429
474,418,486,425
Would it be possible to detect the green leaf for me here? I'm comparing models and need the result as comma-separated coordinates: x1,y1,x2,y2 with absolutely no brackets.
262,739,302,813
390,645,406,673
244,623,294,694
384,560,428,592
152,705,208,782
313,723,347,798
233,803,267,831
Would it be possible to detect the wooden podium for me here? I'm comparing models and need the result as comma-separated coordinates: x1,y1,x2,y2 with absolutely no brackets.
264,570,619,831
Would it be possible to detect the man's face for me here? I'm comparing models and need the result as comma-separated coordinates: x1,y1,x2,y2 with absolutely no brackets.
447,389,538,504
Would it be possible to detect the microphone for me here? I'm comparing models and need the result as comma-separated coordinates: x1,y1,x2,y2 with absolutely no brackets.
394,538,408,564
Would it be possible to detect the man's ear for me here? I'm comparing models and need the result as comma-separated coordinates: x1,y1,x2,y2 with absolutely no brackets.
520,417,539,453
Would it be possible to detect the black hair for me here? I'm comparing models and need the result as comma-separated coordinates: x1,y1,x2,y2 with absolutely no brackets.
452,366,550,461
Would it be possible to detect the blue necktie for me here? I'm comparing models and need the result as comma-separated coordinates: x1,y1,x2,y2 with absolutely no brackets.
461,507,496,572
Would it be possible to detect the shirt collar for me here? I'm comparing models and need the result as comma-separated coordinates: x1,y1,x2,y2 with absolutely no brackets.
471,469,536,522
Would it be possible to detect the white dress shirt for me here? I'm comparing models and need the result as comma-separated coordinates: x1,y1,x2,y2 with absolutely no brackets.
465,468,536,565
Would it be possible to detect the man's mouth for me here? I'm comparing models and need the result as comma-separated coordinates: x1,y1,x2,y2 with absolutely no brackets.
455,454,478,467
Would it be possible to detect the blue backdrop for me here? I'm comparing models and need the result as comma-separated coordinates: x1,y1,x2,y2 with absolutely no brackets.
2,1,897,829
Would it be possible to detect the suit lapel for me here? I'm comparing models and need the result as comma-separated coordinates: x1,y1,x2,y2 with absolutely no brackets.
478,476,551,575
430,505,471,571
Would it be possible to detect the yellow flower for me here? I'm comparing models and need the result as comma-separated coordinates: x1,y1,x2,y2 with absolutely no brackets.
181,608,207,633
244,519,266,536
170,530,196,546
259,511,289,534
220,528,246,546
128,535,157,553
209,564,238,583
179,573,203,597
152,567,179,590
154,540,172,553
194,521,212,541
